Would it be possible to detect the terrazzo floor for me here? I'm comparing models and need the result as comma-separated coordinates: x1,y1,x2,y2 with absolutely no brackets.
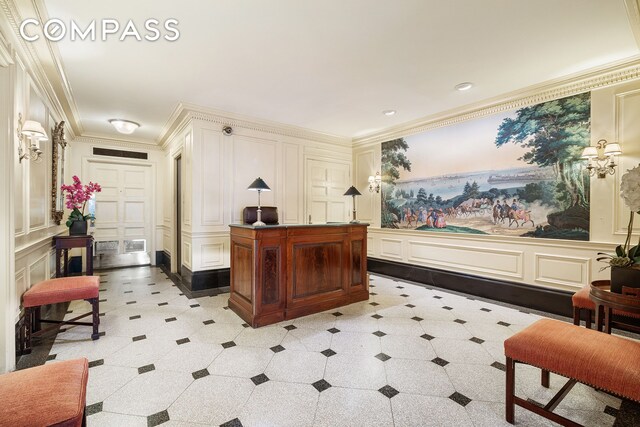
43,266,622,427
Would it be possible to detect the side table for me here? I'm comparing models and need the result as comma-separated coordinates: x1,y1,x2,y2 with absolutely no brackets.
589,280,640,334
54,235,94,277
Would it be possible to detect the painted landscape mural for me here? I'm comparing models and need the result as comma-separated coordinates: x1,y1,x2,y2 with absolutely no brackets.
381,92,591,240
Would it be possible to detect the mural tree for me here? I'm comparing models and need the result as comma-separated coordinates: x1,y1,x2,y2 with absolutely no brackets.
495,93,590,208
381,138,412,227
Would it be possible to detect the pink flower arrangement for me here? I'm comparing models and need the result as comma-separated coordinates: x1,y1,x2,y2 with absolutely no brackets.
61,175,102,227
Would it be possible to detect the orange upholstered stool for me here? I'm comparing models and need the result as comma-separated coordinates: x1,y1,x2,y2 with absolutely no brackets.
572,284,640,329
504,318,640,426
0,358,89,427
22,276,100,354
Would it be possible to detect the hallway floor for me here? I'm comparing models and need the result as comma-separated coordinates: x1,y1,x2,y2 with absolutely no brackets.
45,266,619,426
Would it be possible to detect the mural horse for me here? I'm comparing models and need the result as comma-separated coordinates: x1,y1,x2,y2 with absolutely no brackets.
509,208,535,228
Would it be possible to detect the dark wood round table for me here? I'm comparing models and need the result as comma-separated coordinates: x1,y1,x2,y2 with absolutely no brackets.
590,280,640,334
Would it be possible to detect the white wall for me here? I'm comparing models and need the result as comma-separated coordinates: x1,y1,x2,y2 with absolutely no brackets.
161,111,353,273
354,77,640,293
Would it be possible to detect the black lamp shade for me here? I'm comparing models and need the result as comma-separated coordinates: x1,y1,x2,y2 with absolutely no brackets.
248,177,271,191
344,186,361,196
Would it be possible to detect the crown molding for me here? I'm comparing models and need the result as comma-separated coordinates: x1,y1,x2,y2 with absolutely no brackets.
74,135,163,151
0,0,82,138
353,56,640,148
0,28,12,67
158,102,351,149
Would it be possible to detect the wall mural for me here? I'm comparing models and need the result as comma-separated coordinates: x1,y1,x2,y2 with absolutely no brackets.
381,92,591,240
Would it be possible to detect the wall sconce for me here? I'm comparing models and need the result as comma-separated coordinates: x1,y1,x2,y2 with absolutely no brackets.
247,177,271,226
580,139,622,178
343,186,362,223
17,113,47,163
368,172,382,193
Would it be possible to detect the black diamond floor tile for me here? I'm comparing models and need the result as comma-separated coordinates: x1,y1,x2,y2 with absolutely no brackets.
372,330,386,337
491,361,506,372
86,401,103,416
442,306,453,310
129,315,141,320
433,295,443,299
158,302,168,306
132,334,147,342
222,341,236,349
470,337,485,344
147,409,170,427
46,354,56,361
375,353,391,362
449,392,472,407
284,324,297,331
420,333,435,341
332,311,343,317
270,345,285,353
454,319,467,324
190,304,200,308
431,357,449,367
98,331,106,337
312,379,332,392
369,302,380,306
251,373,270,385
497,321,511,327
371,314,383,319
203,319,215,325
405,304,416,308
220,418,243,427
151,291,160,295
370,292,377,296
480,308,492,312
378,385,399,399
400,294,410,297
165,317,177,322
138,364,155,374
147,283,156,286
411,316,423,322
176,338,190,345
321,349,336,357
89,359,104,368
124,290,133,294
396,286,404,289
327,328,340,334
192,368,210,380
126,301,137,305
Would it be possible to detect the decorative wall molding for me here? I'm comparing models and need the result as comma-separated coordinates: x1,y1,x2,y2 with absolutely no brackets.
353,57,640,147
534,253,590,289
0,29,13,67
624,0,640,48
159,102,351,148
407,240,524,279
379,238,403,260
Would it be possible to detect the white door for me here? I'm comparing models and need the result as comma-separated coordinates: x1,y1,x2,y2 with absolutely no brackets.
307,159,351,223
87,161,152,260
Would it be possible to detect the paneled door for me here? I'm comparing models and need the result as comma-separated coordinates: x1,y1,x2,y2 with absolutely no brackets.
306,159,351,224
87,161,152,262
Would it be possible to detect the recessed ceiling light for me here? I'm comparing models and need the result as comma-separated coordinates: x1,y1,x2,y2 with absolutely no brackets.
108,119,140,134
454,82,474,91
382,110,396,116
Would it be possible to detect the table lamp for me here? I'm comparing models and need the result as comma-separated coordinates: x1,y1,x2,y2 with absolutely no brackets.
344,186,362,223
247,177,271,226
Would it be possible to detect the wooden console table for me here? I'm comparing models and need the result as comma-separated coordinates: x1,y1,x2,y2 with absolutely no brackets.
229,223,369,327
54,235,94,277
590,280,640,334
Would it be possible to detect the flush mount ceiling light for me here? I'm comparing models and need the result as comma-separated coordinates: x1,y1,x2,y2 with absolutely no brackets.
382,110,396,116
108,119,140,134
454,82,474,91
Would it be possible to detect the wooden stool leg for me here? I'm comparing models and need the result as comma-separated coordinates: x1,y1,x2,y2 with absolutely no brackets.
572,307,580,326
34,306,42,331
585,309,592,330
506,357,515,424
541,369,550,388
24,307,32,354
91,299,100,340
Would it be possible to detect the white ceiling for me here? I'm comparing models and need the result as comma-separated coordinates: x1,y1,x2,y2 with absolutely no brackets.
39,0,640,142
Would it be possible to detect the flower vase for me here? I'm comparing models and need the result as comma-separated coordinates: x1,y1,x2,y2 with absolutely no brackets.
69,220,88,236
610,266,640,293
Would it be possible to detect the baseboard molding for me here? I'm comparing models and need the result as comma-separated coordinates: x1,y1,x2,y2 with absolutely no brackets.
367,257,573,317
181,265,230,292
155,251,171,271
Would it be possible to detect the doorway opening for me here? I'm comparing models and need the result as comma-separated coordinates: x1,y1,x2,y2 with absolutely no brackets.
175,155,182,276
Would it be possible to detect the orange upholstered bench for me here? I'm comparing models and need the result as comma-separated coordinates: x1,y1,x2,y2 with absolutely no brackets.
0,358,89,427
22,276,100,354
504,318,640,426
572,283,640,329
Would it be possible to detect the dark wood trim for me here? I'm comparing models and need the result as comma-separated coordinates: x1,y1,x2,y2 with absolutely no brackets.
367,257,573,317
181,265,230,292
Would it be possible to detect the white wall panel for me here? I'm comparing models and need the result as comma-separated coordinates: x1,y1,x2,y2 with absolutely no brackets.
380,238,403,260
535,253,590,289
200,128,224,226
282,143,301,224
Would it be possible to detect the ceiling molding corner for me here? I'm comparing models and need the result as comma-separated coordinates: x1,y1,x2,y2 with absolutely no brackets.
624,0,640,48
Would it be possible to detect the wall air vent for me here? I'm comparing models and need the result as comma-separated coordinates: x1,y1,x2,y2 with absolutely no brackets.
93,147,148,160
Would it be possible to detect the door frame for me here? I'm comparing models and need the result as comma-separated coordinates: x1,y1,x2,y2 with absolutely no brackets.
171,148,183,275
82,155,157,265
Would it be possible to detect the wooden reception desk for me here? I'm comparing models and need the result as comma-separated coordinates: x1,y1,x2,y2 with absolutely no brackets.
229,223,369,327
